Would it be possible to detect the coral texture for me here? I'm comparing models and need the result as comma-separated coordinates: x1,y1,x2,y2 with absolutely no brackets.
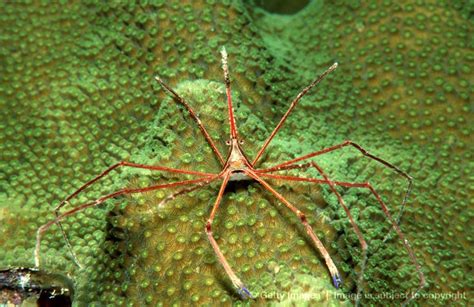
0,0,472,306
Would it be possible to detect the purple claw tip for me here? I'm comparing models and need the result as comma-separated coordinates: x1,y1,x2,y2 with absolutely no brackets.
238,286,254,299
332,274,342,289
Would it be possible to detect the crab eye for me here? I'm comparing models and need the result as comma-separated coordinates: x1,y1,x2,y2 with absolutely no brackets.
225,140,231,145
239,139,244,145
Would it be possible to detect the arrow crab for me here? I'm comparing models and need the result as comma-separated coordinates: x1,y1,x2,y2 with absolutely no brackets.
34,47,425,305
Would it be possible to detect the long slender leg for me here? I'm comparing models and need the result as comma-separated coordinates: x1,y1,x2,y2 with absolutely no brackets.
352,181,425,306
255,169,426,306
155,76,225,165
260,140,413,230
35,176,217,268
205,172,253,299
52,161,215,267
55,201,83,268
156,178,217,209
252,63,338,166
264,162,369,304
244,169,343,290
55,161,214,214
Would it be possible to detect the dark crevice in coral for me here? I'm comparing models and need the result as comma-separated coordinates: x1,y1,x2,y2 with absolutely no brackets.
246,0,310,15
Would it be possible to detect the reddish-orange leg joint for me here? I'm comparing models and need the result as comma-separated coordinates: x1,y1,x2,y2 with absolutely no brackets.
205,172,253,299
245,169,342,288
256,163,425,306
155,76,225,165
260,140,414,243
35,176,218,268
34,47,424,305
50,161,214,268
252,62,338,166
256,162,369,303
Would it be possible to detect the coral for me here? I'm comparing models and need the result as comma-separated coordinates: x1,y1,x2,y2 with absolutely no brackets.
0,0,472,306
100,80,345,305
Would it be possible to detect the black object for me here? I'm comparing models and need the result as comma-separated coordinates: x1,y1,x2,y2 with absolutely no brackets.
0,267,74,306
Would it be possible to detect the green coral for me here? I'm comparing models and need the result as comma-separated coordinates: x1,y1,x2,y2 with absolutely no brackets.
101,80,345,305
0,0,472,306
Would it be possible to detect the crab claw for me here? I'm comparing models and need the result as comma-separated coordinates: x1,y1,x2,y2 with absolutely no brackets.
237,285,254,299
332,273,343,289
